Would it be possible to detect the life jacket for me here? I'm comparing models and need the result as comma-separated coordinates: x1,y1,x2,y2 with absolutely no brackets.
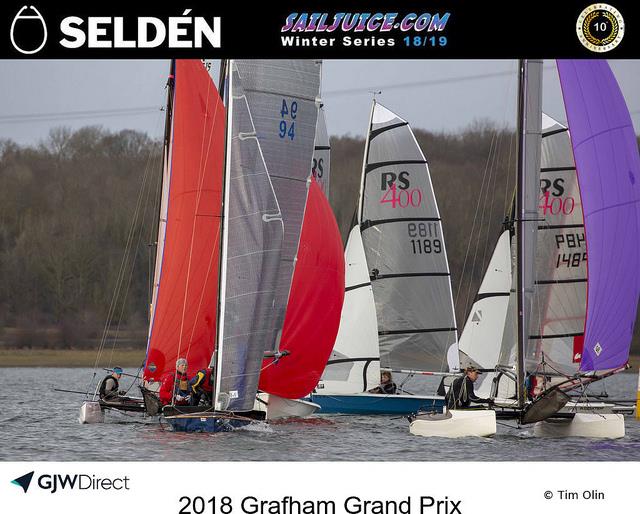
158,371,190,405
99,375,119,398
176,371,189,394
190,368,213,394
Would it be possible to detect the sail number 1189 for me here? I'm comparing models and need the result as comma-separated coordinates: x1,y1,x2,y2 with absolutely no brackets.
408,222,442,254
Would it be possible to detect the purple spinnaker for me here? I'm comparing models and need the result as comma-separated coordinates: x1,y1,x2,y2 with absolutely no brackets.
557,60,640,371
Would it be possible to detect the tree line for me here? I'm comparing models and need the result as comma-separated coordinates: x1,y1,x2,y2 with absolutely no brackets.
1,125,638,355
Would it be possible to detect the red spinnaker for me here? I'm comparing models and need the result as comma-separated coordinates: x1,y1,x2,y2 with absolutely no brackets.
143,61,225,382
259,178,345,398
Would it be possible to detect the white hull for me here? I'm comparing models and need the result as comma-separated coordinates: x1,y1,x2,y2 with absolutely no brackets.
255,393,319,420
410,409,496,438
79,401,104,424
534,413,625,439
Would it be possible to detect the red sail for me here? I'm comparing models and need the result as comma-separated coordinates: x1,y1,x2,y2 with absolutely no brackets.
259,178,345,398
143,61,225,382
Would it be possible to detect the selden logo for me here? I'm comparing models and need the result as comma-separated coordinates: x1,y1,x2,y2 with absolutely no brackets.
10,6,48,55
9,6,221,54
576,4,625,53
11,471,35,493
10,471,130,494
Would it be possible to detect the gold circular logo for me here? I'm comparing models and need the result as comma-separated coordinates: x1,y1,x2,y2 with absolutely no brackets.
576,4,625,52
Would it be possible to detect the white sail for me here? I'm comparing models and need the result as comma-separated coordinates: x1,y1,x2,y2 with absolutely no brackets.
146,117,173,345
458,230,513,397
319,225,380,394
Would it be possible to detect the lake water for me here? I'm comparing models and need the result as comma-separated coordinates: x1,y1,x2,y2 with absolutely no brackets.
1,368,639,461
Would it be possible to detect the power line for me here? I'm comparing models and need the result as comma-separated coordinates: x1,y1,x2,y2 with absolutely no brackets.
0,106,161,125
322,66,554,97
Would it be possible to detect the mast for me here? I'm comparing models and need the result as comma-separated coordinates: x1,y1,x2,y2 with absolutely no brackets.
144,60,175,362
218,59,228,99
515,59,543,409
212,59,232,410
357,99,376,225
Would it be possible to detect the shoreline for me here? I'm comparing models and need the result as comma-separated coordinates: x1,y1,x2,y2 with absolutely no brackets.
0,348,638,372
0,348,146,367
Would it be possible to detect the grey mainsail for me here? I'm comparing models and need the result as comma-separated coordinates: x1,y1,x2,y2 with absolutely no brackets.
234,60,321,352
360,101,457,372
214,62,284,411
526,113,587,378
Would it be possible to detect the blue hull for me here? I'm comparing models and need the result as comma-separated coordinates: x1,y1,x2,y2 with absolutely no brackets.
309,393,445,415
164,415,252,433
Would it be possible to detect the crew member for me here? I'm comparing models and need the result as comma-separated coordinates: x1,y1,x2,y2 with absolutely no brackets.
446,366,492,409
368,371,397,395
189,366,214,406
159,358,191,406
98,366,125,401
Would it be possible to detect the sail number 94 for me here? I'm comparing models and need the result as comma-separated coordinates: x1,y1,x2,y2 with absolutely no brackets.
279,99,297,140
179,496,232,514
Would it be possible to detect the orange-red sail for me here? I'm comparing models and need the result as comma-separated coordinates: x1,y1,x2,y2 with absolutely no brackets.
143,60,225,382
259,178,345,398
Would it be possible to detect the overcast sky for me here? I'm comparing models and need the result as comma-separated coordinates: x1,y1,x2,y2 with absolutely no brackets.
0,59,638,146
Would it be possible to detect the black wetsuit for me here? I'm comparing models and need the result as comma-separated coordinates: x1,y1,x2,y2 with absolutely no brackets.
368,381,397,395
99,376,120,400
446,375,488,408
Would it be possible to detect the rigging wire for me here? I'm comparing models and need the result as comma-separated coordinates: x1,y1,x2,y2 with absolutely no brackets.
85,93,166,398
106,145,163,368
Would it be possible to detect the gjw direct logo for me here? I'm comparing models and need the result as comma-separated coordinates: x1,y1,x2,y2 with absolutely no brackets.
11,471,34,493
9,5,221,55
10,471,131,494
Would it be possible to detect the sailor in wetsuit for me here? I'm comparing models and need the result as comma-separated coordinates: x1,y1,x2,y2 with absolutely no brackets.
368,371,398,395
446,366,492,409
98,366,125,401
189,366,214,406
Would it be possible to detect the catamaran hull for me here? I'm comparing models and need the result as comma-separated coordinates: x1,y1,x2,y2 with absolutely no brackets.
533,413,625,439
164,414,253,433
79,401,104,424
255,393,319,420
409,409,497,438
309,393,445,415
